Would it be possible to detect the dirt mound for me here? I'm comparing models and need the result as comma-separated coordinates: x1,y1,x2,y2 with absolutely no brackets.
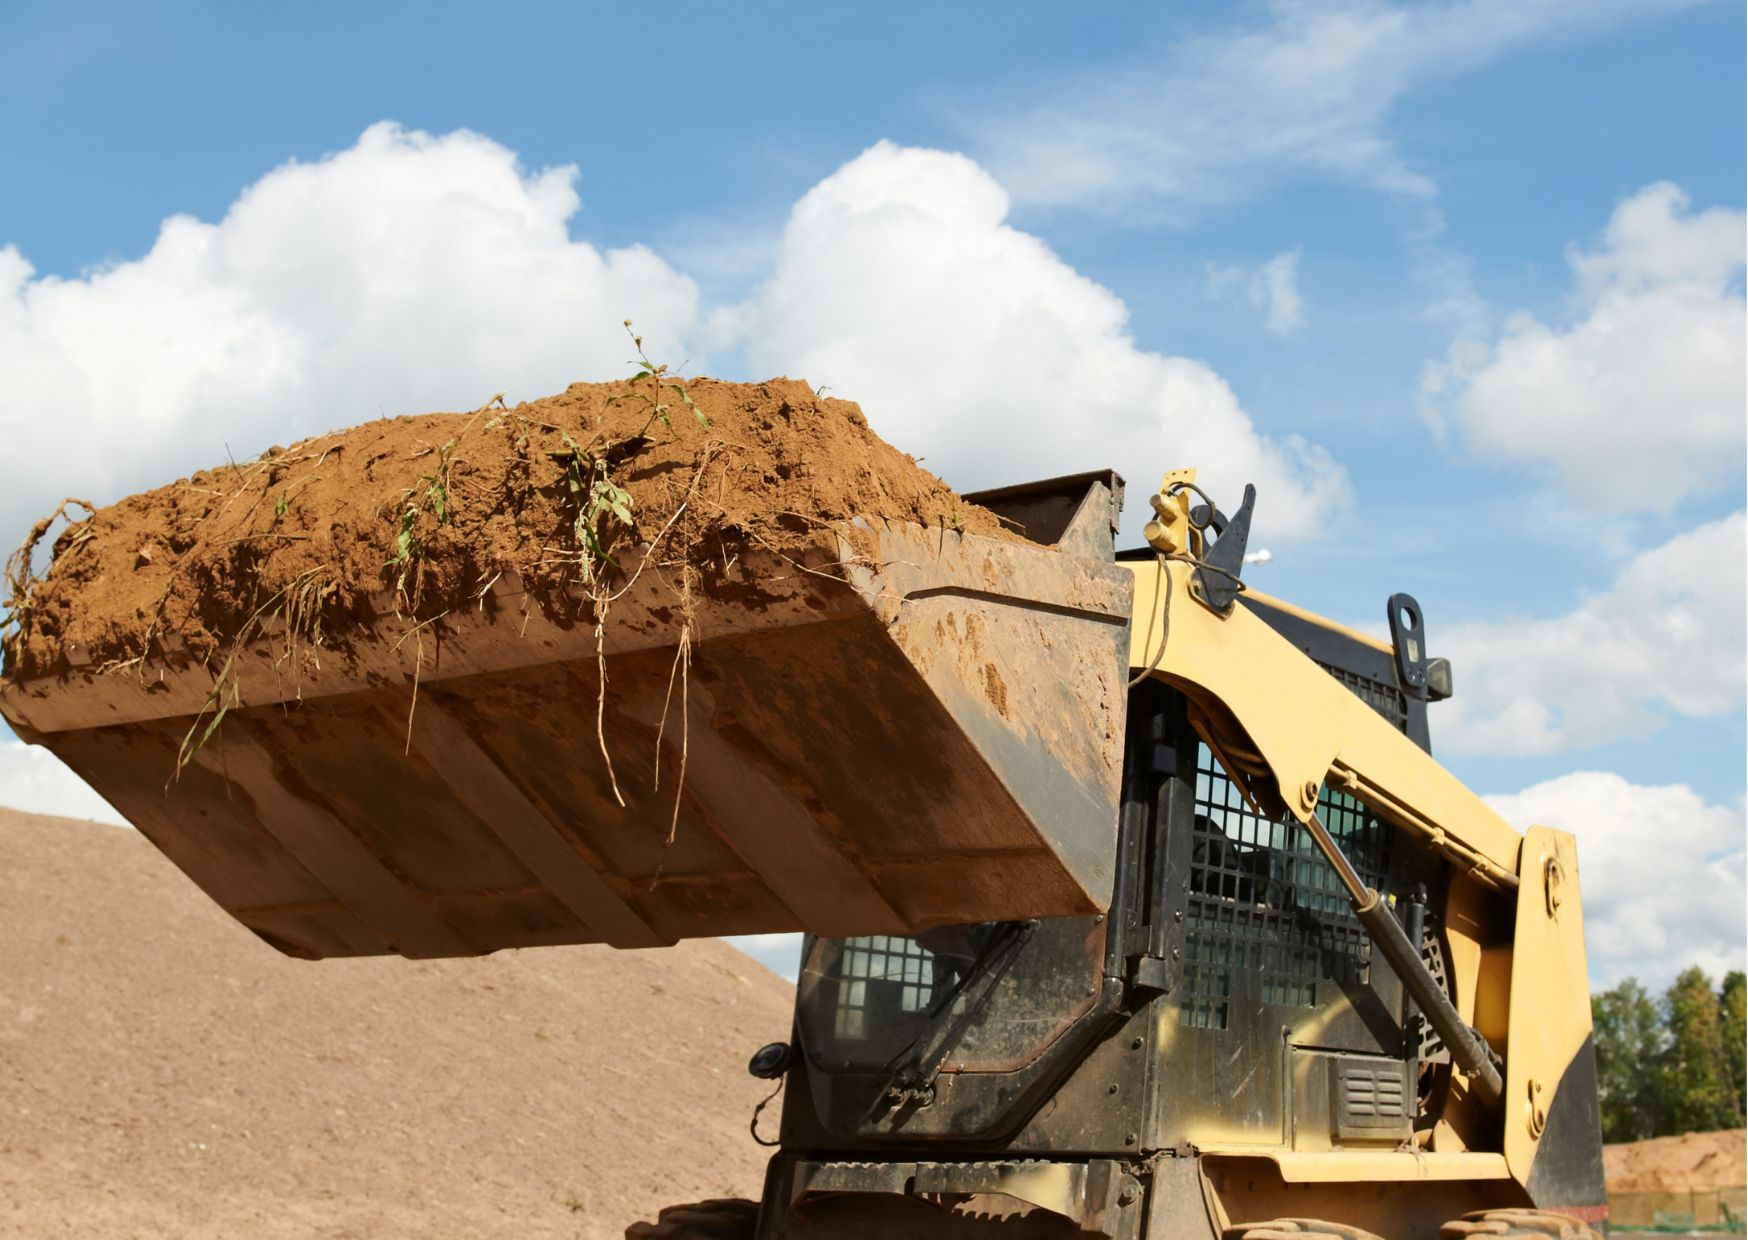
3,374,1016,680
0,807,794,1239
1604,1128,1746,1195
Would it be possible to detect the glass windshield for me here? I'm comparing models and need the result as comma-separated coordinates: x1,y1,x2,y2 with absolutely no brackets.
795,916,1104,1073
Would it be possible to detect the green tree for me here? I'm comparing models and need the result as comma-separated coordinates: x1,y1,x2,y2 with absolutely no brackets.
1720,970,1746,1118
1592,978,1664,1141
1658,967,1741,1133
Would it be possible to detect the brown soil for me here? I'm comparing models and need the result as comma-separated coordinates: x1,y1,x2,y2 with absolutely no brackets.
1604,1128,1746,1195
3,376,1016,680
0,806,794,1239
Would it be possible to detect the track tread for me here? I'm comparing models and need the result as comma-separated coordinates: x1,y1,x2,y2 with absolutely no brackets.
625,1197,759,1240
1438,1208,1601,1240
1226,1219,1386,1240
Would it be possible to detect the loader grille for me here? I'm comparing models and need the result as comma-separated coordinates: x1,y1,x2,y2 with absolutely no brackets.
1418,926,1453,1067
1180,744,1392,1031
1320,662,1410,733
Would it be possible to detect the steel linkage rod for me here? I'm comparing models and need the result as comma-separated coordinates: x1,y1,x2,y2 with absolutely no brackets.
1303,812,1505,1111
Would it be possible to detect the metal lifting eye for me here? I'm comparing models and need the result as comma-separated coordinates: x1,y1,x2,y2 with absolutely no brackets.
1386,593,1431,698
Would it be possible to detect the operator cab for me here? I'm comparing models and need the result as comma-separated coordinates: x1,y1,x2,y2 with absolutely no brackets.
781,471,1456,1165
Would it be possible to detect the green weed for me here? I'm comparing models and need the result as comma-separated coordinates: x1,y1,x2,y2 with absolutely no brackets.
2,499,96,672
561,433,636,585
385,438,457,602
612,319,708,432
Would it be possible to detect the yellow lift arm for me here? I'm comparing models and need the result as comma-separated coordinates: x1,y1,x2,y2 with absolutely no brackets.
1122,470,1594,1183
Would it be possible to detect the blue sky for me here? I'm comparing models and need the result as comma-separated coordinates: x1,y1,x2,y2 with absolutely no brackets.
1,0,1742,988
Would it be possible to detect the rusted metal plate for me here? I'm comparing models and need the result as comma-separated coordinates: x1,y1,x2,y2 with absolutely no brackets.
1,521,1133,959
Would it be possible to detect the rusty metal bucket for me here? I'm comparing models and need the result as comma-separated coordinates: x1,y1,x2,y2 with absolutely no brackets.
0,474,1133,960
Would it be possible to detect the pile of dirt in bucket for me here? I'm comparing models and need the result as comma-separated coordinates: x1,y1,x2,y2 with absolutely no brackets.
3,374,1018,681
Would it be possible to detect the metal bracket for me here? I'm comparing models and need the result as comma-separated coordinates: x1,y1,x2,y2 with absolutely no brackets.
1386,592,1430,700
1127,953,1173,1000
1189,483,1256,617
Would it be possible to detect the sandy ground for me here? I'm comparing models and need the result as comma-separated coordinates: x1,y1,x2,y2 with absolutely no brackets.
1604,1129,1746,1234
1604,1127,1745,1195
0,808,794,1239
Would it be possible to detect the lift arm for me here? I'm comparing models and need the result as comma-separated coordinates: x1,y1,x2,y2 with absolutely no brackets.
1121,550,1526,1112
1121,553,1523,890
1126,469,1601,1185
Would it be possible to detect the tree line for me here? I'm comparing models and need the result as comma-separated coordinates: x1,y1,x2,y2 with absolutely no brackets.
1592,967,1745,1143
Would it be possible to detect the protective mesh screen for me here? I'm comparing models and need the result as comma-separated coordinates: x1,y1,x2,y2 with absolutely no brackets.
1180,743,1393,1031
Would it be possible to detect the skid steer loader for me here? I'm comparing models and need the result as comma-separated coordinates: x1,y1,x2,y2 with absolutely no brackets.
0,466,1607,1239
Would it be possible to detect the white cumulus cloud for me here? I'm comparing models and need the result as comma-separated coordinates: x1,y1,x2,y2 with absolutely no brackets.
722,143,1347,540
1206,249,1305,336
0,122,700,547
1486,772,1745,988
1439,511,1746,755
968,0,1700,218
0,126,1343,557
1425,183,1745,511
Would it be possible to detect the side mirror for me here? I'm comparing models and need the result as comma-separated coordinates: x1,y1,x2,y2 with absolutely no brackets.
748,1042,793,1080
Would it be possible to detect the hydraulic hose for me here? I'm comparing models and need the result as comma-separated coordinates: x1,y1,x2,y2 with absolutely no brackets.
1303,813,1505,1111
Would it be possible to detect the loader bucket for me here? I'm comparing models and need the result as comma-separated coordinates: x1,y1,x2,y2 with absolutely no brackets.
0,474,1133,959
